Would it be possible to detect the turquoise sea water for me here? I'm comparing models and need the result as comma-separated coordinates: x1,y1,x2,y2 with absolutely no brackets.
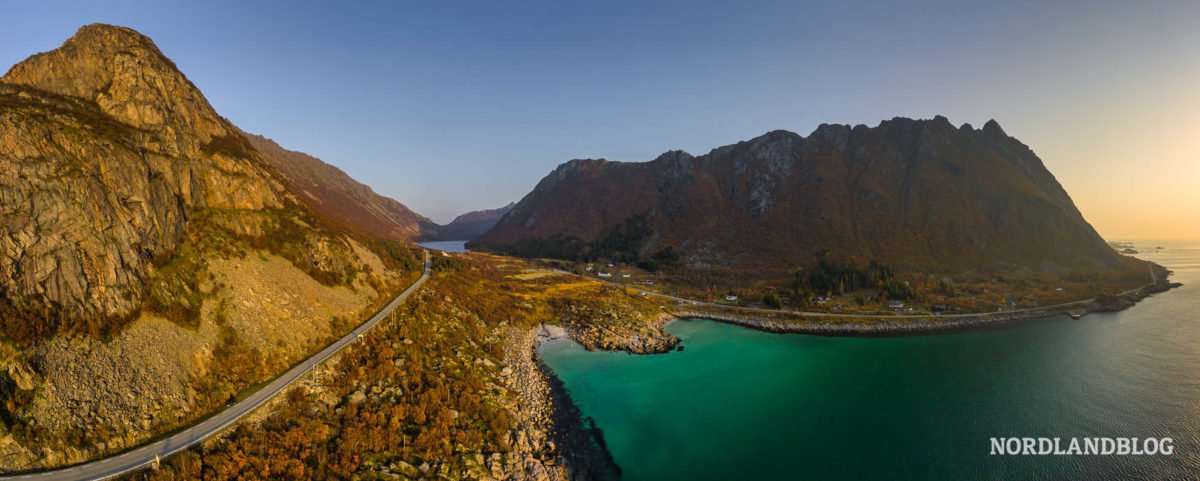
540,242,1200,480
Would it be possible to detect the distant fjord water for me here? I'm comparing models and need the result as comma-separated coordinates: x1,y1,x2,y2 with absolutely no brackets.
418,240,469,253
540,241,1200,480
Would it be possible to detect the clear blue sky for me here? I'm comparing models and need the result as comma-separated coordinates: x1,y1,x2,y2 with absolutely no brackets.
3,1,1197,237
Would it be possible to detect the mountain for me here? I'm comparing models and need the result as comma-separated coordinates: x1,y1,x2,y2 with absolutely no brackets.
421,202,514,241
243,132,433,241
1,24,283,339
471,116,1136,279
0,24,428,469
0,24,420,342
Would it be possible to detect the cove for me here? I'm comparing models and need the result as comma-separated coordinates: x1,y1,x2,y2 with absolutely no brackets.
539,244,1200,480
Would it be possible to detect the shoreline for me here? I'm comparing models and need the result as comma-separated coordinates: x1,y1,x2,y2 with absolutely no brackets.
672,267,1181,337
517,265,1182,481
497,326,571,481
568,257,1180,327
507,325,622,481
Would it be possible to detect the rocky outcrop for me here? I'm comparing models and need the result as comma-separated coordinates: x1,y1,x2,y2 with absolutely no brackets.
3,25,227,152
564,310,677,354
473,116,1142,279
0,25,290,336
551,296,677,354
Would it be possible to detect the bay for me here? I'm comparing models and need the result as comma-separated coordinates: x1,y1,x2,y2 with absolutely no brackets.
540,241,1200,480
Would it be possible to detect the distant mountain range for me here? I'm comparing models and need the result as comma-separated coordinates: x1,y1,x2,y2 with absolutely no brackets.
472,117,1139,280
420,202,514,241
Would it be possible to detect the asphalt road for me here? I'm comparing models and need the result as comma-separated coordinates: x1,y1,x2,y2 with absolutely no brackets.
0,250,431,481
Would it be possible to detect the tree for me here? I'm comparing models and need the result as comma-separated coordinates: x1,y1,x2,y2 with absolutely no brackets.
762,291,782,309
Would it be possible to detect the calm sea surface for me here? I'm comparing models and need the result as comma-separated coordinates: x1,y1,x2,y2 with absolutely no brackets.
540,241,1200,480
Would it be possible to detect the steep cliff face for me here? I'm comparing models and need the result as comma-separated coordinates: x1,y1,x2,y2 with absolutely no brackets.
0,25,293,337
421,202,514,241
2,25,227,152
472,116,1133,277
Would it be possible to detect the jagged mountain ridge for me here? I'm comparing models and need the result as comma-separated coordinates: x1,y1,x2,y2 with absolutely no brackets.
420,202,515,241
472,116,1134,277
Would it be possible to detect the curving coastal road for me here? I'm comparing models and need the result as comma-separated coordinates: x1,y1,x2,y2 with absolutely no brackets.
0,250,431,481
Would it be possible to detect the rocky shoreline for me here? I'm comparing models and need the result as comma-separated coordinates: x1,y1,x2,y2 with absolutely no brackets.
506,325,625,481
543,285,680,355
506,267,1183,480
566,312,679,354
496,326,572,481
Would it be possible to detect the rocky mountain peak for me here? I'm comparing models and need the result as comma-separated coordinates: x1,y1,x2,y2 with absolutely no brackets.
813,123,852,151
0,25,294,339
551,158,607,178
2,24,228,152
982,119,1008,137
653,149,693,163
5,24,171,97
754,129,803,144
652,150,696,182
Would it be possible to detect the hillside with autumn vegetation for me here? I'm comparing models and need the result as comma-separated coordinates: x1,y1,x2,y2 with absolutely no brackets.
130,252,670,481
